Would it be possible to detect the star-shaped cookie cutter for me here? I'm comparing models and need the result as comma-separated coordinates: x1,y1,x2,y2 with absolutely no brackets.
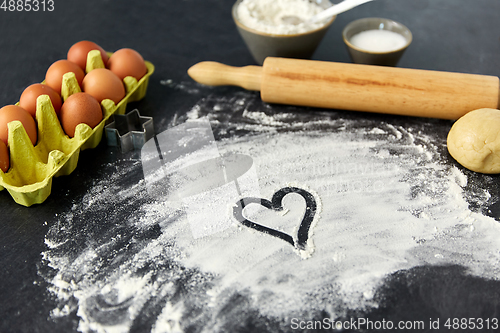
105,109,154,153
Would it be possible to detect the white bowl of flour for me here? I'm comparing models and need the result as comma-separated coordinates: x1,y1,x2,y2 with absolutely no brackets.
233,0,335,64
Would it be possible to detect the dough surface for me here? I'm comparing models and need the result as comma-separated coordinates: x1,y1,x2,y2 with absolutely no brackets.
447,108,500,173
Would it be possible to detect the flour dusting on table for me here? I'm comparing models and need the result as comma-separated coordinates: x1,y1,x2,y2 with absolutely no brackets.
39,91,500,332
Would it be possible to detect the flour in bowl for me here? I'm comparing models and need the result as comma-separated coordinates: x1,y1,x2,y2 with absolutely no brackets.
236,0,329,35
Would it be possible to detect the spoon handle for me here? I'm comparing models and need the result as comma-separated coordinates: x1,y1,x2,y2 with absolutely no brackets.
311,0,374,23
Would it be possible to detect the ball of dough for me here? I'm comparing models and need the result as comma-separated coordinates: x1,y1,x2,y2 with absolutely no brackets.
447,108,500,173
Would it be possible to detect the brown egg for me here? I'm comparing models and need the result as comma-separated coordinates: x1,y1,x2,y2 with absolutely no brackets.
107,48,147,81
0,139,9,172
19,83,62,118
82,68,125,105
45,60,85,94
0,105,37,146
59,92,103,138
67,40,109,71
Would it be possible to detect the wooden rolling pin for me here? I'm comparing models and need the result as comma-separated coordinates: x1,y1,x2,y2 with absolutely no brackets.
187,57,500,120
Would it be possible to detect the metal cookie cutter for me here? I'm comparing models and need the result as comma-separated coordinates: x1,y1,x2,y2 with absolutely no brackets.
105,109,154,153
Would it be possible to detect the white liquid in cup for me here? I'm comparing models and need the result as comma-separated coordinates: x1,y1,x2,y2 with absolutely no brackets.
349,29,407,52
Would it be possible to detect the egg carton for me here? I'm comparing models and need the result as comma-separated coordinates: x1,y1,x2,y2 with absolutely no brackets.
0,50,155,206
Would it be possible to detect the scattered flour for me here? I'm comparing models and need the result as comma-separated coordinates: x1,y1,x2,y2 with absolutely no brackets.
236,0,328,35
39,91,500,332
160,79,201,95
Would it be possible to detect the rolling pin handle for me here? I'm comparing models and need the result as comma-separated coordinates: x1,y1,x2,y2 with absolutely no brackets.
187,61,262,91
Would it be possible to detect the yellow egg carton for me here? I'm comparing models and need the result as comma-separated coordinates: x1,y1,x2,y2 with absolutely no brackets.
0,50,155,206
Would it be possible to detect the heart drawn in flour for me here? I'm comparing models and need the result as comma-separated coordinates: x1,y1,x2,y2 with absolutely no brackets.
233,187,317,251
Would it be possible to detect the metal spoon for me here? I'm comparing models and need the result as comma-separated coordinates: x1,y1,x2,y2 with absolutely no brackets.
282,0,374,25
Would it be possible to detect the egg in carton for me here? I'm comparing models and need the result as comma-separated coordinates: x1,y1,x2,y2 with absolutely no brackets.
0,50,155,206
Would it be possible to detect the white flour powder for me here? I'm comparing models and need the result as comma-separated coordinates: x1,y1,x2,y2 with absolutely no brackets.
236,0,327,34
39,88,500,332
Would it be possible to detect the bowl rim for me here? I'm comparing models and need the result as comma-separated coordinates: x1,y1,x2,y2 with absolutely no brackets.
342,17,413,55
232,0,336,38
